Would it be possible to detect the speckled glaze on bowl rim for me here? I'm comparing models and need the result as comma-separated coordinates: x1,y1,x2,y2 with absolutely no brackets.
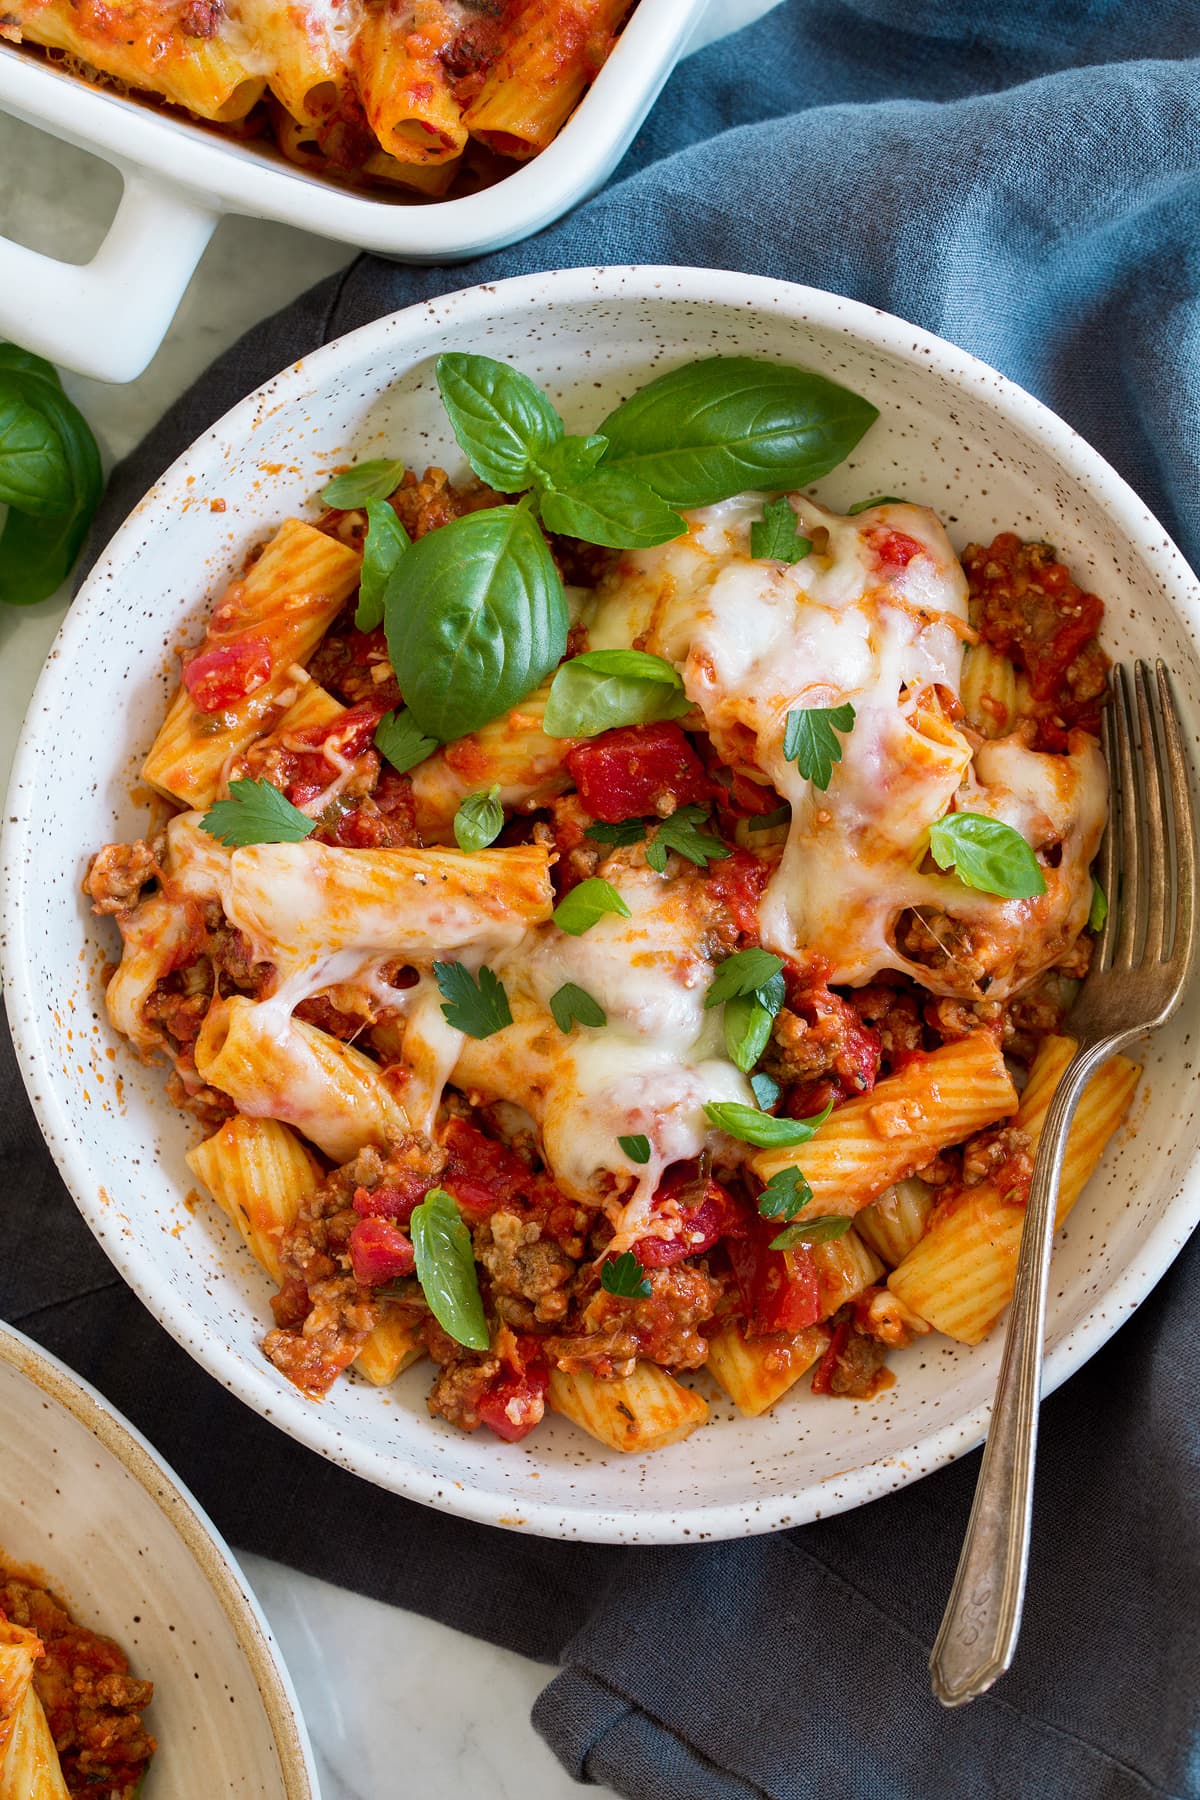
3,265,1199,1545
0,1320,318,1796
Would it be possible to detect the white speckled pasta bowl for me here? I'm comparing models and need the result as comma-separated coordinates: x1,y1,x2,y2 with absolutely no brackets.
4,267,1200,1544
0,1321,317,1796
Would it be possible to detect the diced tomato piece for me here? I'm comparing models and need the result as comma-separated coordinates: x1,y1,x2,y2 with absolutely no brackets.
440,1118,532,1220
810,1317,852,1394
567,722,710,823
781,963,881,1103
348,1216,416,1285
633,1162,747,1268
352,1171,433,1226
475,1338,550,1443
182,635,273,712
865,526,925,573
728,1218,821,1334
705,847,770,942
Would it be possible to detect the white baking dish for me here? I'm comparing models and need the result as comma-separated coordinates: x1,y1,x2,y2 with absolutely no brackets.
0,0,709,382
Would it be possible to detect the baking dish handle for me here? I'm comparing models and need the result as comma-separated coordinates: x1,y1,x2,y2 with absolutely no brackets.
0,167,217,384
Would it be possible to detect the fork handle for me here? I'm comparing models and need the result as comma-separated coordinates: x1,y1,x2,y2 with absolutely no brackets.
929,1041,1110,1706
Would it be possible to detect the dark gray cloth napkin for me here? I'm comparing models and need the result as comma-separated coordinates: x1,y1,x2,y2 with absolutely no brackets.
6,2,1200,1794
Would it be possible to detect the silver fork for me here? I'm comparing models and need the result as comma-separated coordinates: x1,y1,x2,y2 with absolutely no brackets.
929,660,1199,1708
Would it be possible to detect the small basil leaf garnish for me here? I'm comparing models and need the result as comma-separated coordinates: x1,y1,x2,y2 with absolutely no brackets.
437,351,563,492
543,648,690,738
783,703,856,790
453,785,504,852
534,433,608,487
928,812,1048,900
433,960,513,1038
703,1097,833,1149
597,357,879,507
704,947,785,1010
551,877,632,936
847,494,907,515
769,1213,853,1249
600,1251,652,1298
1088,877,1108,931
757,1166,814,1220
538,465,687,550
750,1071,782,1110
384,501,567,741
549,981,607,1033
410,1186,490,1350
724,993,776,1074
618,1133,652,1164
321,459,406,507
749,497,811,564
356,498,410,631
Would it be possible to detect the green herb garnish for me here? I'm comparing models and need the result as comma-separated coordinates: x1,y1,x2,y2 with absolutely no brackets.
549,982,607,1033
928,812,1047,899
618,1134,652,1164
769,1213,853,1249
783,703,856,791
321,458,405,507
552,877,631,936
601,1251,652,1298
433,960,513,1038
410,1186,490,1350
453,785,504,853
200,778,316,848
703,1097,833,1149
750,497,811,564
543,649,689,739
374,708,438,774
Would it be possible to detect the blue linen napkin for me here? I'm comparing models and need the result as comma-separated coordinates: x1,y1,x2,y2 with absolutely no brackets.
11,1,1197,1794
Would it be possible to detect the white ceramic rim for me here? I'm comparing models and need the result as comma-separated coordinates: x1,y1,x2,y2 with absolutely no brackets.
0,1319,319,1797
5,264,1199,1542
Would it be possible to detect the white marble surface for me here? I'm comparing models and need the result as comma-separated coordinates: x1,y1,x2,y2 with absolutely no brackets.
0,5,780,1795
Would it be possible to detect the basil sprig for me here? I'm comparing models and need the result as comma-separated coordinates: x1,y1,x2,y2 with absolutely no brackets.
703,1097,832,1149
618,1133,651,1164
410,1186,490,1350
372,350,876,743
769,1213,853,1250
705,947,786,1075
0,344,103,606
1088,877,1108,931
928,812,1047,900
552,877,631,936
597,356,879,506
321,458,405,507
549,981,606,1033
543,649,689,738
357,498,409,630
384,500,565,742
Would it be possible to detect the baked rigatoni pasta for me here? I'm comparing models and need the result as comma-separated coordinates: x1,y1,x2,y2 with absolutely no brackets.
86,355,1131,1450
4,0,636,194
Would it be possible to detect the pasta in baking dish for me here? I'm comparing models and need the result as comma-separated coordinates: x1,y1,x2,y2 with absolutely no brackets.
86,353,1137,1453
0,0,633,194
0,1559,154,1800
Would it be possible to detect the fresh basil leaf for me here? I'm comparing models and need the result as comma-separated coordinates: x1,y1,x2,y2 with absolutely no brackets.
724,994,775,1074
646,804,730,873
538,465,687,550
847,494,907,514
433,960,513,1038
0,374,73,515
0,343,63,386
535,433,608,487
769,1213,853,1249
0,376,102,605
356,498,409,630
437,352,563,492
410,1186,490,1350
703,1097,833,1149
757,1166,814,1220
585,817,648,847
1089,877,1108,931
783,702,856,790
552,877,631,936
747,804,791,831
453,784,504,852
320,458,405,508
750,1071,782,1110
705,947,785,1010
598,357,879,507
750,497,811,564
928,812,1047,899
618,1133,651,1164
543,648,689,738
549,981,607,1033
200,778,317,847
384,501,566,740
374,708,437,774
601,1251,652,1298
